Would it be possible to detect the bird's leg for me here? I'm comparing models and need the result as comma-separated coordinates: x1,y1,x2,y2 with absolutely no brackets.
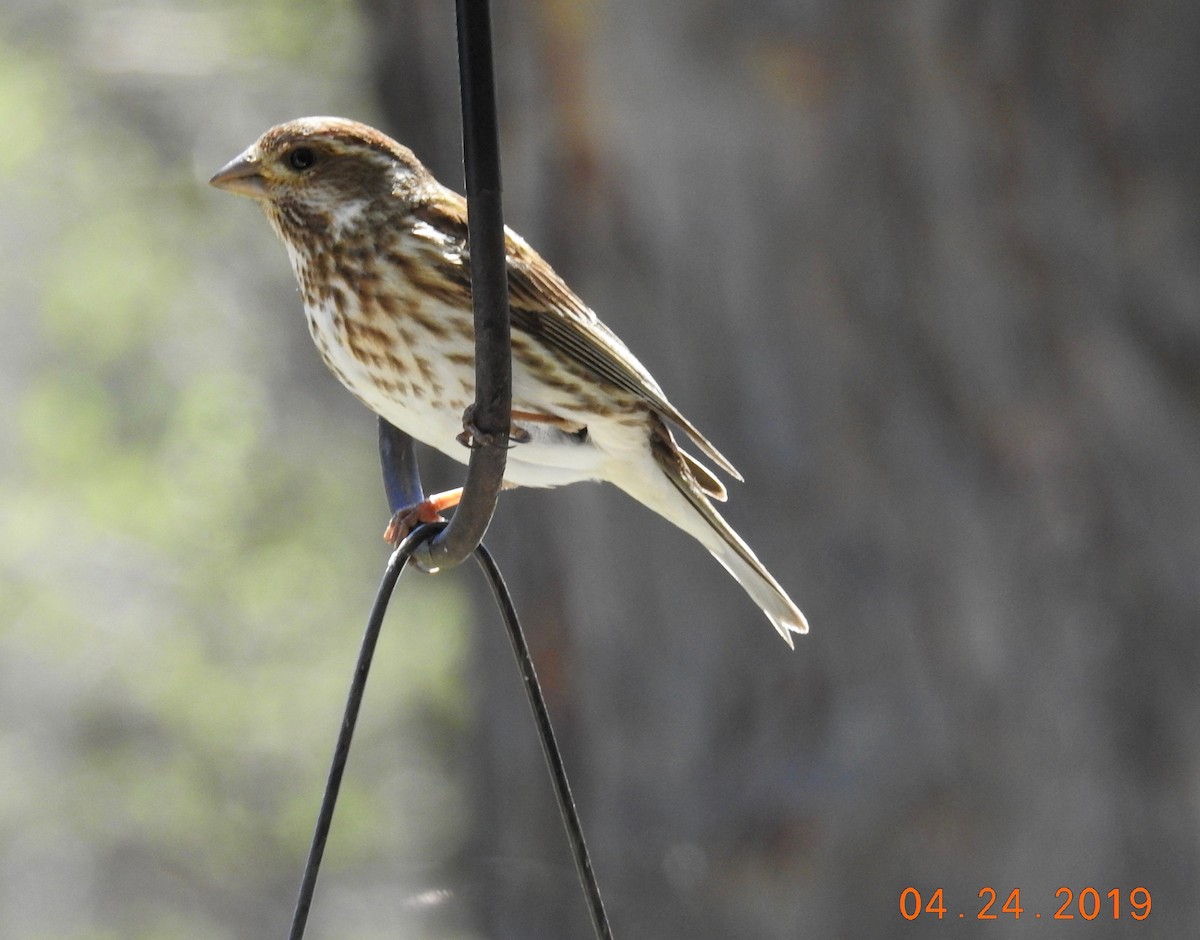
384,488,464,545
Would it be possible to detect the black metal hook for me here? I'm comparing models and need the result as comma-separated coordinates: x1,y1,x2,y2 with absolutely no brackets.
408,0,514,571
296,2,614,935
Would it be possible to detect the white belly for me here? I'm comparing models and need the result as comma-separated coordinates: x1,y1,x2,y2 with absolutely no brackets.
301,292,615,490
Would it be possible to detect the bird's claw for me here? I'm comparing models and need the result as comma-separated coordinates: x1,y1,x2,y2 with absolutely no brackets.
384,501,447,545
456,404,531,449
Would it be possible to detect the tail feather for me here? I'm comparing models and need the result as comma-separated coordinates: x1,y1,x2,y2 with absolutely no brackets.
625,417,809,646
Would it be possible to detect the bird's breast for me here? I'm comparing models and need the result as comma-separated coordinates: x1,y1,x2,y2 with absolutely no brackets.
282,234,628,489
305,286,473,403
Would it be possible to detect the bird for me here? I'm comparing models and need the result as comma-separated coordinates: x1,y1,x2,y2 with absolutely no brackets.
210,117,808,645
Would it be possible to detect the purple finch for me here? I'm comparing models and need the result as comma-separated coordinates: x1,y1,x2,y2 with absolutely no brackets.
211,117,807,645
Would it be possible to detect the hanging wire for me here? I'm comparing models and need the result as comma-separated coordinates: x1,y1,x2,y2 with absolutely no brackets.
286,0,613,936
286,525,613,940
474,543,613,940
287,525,435,940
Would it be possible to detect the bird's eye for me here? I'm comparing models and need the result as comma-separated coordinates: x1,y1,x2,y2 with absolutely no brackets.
287,147,318,171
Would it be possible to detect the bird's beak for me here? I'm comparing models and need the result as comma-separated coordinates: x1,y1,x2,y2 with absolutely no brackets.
209,152,268,199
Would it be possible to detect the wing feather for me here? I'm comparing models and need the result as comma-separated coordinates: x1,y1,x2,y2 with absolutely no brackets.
504,234,743,482
410,192,743,482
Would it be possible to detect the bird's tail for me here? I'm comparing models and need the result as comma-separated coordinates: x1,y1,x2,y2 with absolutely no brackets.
615,417,809,646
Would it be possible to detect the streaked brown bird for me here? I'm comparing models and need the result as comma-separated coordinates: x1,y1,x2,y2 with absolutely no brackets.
210,117,807,645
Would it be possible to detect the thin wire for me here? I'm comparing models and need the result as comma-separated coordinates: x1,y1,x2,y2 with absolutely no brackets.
286,526,612,940
473,543,613,940
287,523,444,940
367,0,606,932
291,0,607,933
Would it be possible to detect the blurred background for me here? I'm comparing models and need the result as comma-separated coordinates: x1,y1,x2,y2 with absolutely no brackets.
2,0,1198,937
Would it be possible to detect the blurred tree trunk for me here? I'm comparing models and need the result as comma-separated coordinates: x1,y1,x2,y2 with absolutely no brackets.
363,1,1200,936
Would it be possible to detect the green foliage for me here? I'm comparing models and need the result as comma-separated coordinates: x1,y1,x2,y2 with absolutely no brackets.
0,2,472,937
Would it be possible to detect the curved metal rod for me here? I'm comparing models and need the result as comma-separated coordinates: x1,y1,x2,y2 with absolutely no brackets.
474,543,613,939
412,0,513,571
287,523,444,940
359,2,609,934
378,417,425,512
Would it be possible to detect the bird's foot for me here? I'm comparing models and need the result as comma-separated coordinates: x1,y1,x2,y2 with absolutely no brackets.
383,488,464,545
456,404,532,449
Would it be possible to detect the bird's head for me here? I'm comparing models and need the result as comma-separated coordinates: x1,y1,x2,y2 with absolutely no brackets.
209,117,429,233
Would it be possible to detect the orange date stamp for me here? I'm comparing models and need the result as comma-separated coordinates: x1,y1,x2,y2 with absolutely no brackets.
899,886,1151,921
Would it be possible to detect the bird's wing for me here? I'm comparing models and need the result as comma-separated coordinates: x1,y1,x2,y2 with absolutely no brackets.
409,192,742,481
504,233,743,482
